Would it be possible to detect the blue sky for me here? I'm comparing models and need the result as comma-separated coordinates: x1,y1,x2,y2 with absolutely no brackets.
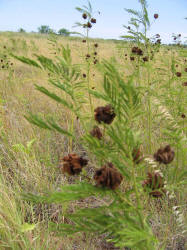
0,0,186,43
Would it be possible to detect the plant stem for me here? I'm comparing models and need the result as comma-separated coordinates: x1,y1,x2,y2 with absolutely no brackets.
86,28,93,115
132,162,145,229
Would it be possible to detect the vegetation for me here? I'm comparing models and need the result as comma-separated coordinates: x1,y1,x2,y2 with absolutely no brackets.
0,0,186,249
58,28,70,36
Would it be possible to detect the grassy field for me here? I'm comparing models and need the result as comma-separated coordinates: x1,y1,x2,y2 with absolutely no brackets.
0,31,186,250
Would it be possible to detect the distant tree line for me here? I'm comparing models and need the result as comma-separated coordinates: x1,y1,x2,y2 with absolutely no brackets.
17,25,70,36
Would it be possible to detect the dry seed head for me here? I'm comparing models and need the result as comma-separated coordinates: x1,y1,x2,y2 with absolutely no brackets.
87,22,92,28
154,145,175,164
94,104,116,124
142,172,165,198
60,153,88,176
90,126,103,140
176,72,182,77
91,18,96,23
94,163,123,190
154,13,159,19
82,13,87,19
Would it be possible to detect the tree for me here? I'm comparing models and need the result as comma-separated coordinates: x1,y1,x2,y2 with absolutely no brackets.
38,25,51,34
58,28,70,36
18,28,26,33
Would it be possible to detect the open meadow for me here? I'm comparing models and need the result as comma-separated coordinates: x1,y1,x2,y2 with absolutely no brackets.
0,8,187,250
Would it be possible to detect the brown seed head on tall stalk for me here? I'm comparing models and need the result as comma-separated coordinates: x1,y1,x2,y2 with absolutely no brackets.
91,18,96,23
90,126,103,140
60,153,88,175
154,13,159,19
154,145,175,164
94,163,123,190
142,172,165,197
94,104,116,124
132,147,144,164
82,13,87,19
176,72,182,77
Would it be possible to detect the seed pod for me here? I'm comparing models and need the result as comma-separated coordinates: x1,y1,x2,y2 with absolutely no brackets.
60,153,88,175
130,56,135,61
82,73,87,78
94,163,123,190
86,54,90,59
143,56,149,62
132,147,144,164
90,126,103,140
182,82,187,86
156,39,161,44
82,39,86,43
176,72,182,77
94,43,98,48
82,13,87,19
91,18,96,23
154,14,159,19
181,114,186,119
87,22,92,28
154,145,175,164
137,48,143,55
142,172,165,197
131,46,139,54
184,68,187,72
94,104,116,124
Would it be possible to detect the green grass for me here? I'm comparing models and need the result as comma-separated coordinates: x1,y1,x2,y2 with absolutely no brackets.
0,31,186,249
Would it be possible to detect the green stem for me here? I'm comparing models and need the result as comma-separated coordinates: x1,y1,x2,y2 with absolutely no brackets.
132,162,144,229
86,28,93,115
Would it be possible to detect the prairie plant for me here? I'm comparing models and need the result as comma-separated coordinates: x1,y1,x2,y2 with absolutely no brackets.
8,1,187,250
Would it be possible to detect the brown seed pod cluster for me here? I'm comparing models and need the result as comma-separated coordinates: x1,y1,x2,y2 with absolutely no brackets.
132,147,144,164
185,68,187,72
60,153,88,175
94,104,116,124
82,12,96,29
94,163,123,190
154,145,175,164
90,126,103,140
176,72,182,77
181,114,186,119
130,56,135,61
142,172,165,197
131,46,143,56
183,82,187,86
143,56,149,62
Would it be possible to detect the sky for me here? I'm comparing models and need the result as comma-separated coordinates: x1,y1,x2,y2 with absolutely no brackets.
0,0,186,43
